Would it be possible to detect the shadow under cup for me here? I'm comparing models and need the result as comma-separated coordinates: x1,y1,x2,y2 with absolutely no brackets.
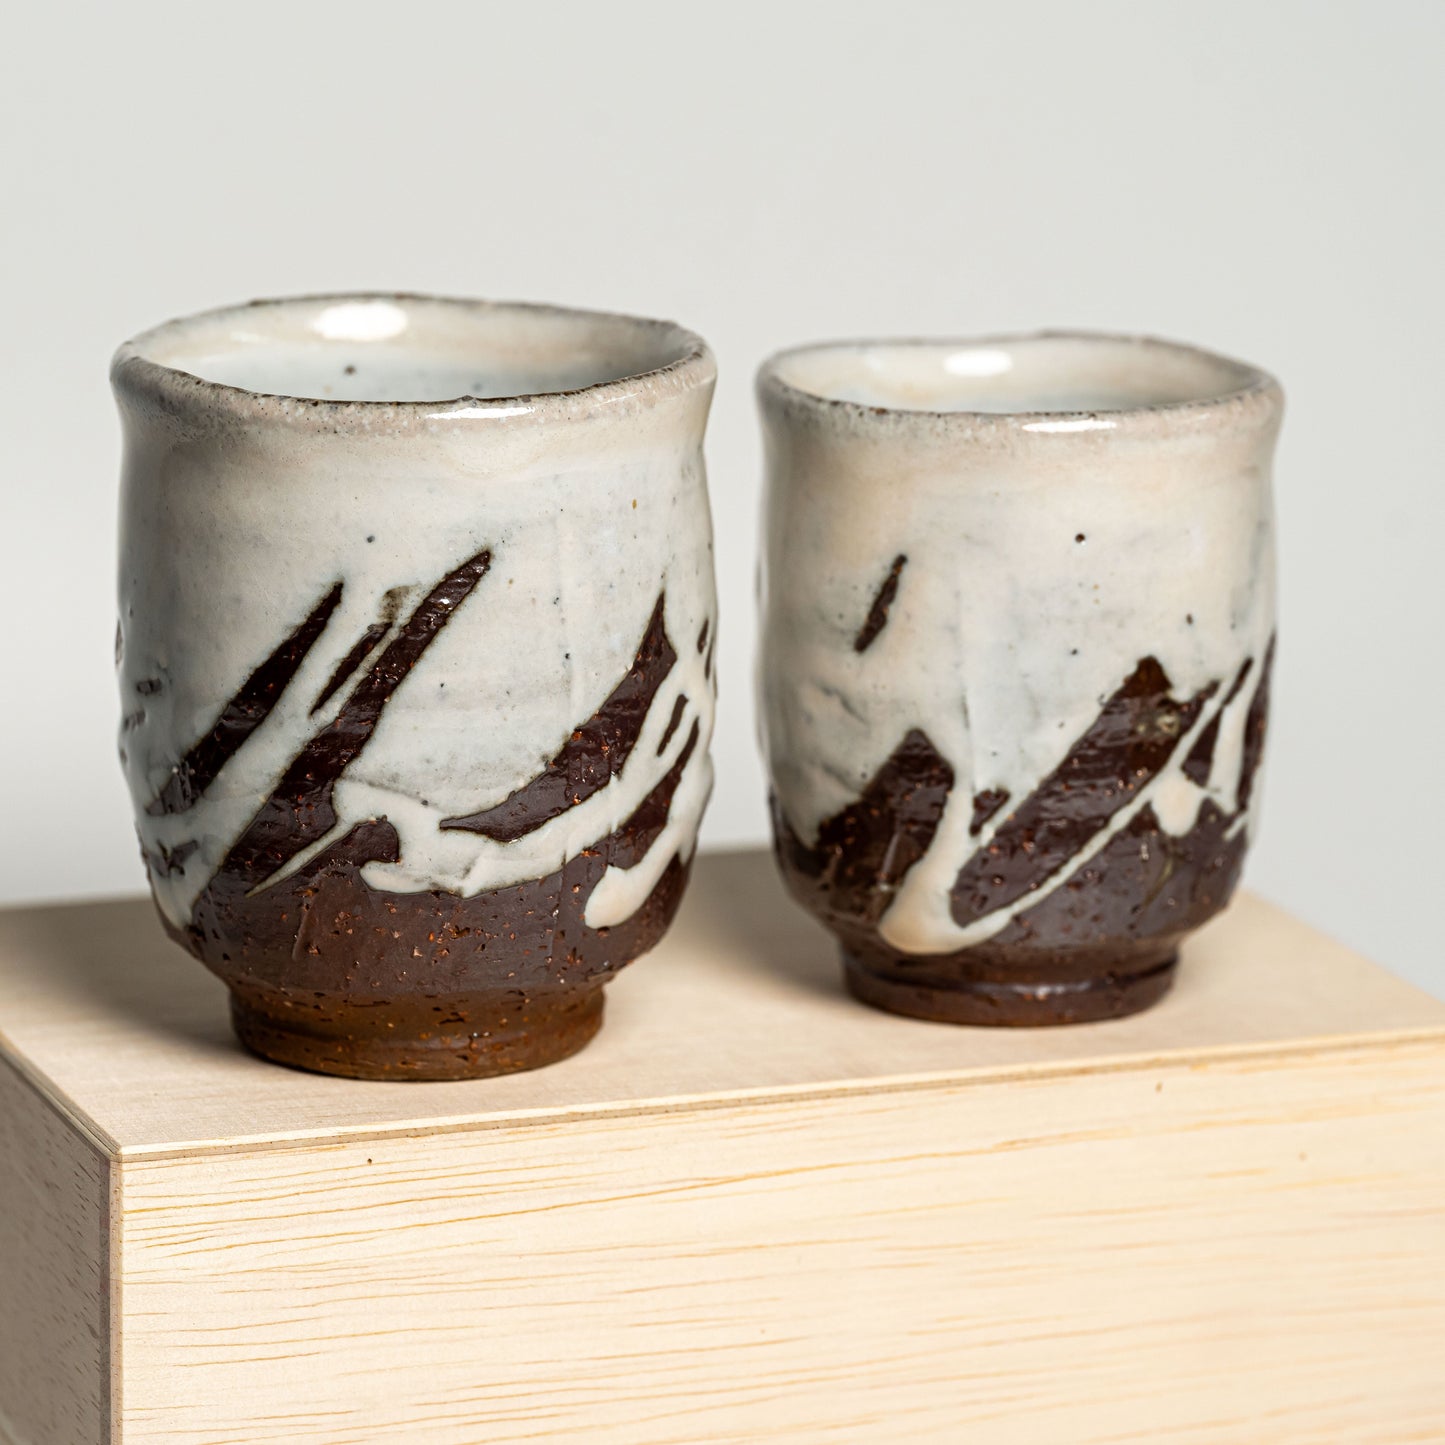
113,295,717,1079
757,332,1282,1026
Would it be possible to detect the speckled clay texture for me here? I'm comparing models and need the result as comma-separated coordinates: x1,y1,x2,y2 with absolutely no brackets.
757,332,1282,1025
114,294,717,1077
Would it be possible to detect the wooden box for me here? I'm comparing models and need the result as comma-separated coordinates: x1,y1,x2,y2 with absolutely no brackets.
2,848,1443,1444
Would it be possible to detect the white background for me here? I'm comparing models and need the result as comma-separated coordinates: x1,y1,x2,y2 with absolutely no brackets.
1,1,1441,995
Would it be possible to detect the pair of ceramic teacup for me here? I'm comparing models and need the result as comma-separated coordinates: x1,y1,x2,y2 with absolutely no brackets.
112,295,1281,1080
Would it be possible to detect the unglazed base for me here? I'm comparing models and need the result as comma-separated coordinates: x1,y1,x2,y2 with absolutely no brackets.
230,987,605,1081
841,951,1177,1027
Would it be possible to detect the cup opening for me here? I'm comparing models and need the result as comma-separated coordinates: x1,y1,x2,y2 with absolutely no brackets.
120,295,704,405
765,333,1270,417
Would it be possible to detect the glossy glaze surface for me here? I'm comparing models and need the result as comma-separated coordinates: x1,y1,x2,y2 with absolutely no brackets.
115,295,717,1076
758,332,1281,1023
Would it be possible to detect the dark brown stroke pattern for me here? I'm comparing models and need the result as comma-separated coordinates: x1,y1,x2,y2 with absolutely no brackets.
147,582,343,816
1181,656,1255,786
309,620,392,716
441,593,676,842
774,643,1275,965
949,656,1217,927
772,727,954,933
212,549,494,895
1236,636,1275,813
854,554,908,653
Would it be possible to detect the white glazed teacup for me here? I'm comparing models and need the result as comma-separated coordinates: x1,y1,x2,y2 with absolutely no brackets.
757,332,1281,1025
114,294,717,1078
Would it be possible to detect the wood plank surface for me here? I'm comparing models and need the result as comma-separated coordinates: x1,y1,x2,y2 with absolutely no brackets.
0,1057,113,1445
116,1037,1445,1444
3,850,1444,1441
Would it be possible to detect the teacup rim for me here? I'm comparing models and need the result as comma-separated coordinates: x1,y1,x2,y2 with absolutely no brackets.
756,329,1282,433
112,291,715,425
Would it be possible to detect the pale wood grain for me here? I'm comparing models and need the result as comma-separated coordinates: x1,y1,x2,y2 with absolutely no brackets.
117,1038,1445,1444
0,850,1439,1155
0,1057,113,1445
3,849,1444,1442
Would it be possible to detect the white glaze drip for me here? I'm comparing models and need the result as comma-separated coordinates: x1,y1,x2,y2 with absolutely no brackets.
236,581,716,909
584,746,715,930
879,676,1261,952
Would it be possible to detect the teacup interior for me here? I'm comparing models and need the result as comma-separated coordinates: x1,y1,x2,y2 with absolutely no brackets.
131,297,696,403
770,335,1261,415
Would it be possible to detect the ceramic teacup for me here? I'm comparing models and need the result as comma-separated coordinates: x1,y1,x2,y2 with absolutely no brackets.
757,332,1281,1025
114,294,717,1078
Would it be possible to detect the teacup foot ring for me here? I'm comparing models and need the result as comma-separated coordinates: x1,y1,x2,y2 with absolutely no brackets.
841,952,1177,1027
229,986,605,1081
